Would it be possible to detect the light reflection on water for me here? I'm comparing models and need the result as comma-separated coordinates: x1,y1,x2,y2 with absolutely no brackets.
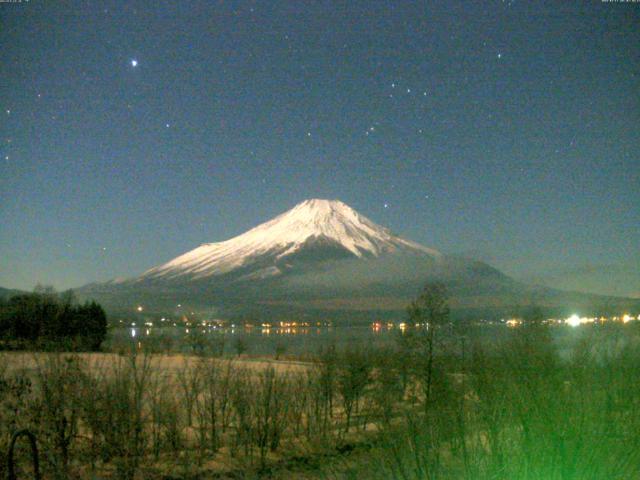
108,324,392,356
104,323,634,359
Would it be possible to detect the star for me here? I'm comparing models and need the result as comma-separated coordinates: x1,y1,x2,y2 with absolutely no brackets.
165,123,170,128
6,109,10,115
384,203,389,209
307,132,311,137
131,59,138,67
497,53,502,59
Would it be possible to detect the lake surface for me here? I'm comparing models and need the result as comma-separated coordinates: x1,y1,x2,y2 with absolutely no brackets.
103,322,631,358
105,324,397,356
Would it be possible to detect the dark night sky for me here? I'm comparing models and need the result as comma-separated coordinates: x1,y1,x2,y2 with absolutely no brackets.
1,1,638,297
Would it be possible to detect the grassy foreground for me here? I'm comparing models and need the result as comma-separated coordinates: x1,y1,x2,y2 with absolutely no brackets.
1,322,640,479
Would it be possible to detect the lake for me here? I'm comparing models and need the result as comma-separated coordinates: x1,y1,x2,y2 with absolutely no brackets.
102,321,630,358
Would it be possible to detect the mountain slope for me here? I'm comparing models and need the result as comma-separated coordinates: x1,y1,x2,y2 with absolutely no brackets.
78,199,639,319
136,199,441,283
0,286,26,300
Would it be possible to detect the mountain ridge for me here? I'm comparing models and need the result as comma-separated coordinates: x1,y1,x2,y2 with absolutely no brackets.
134,198,441,284
77,199,640,319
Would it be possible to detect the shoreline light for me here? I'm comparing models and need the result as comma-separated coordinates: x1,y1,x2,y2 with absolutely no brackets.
566,314,582,327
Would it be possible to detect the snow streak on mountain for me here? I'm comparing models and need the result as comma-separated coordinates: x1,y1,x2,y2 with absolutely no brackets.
138,199,441,282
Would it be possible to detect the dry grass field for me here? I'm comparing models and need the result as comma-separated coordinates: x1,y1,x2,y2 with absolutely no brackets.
1,351,312,377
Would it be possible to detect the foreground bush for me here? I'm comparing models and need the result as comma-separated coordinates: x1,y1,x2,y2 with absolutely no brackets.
1,323,639,479
335,324,640,480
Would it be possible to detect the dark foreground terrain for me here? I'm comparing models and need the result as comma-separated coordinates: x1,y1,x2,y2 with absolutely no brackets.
2,322,640,479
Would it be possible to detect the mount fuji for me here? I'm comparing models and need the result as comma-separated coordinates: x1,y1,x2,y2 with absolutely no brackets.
79,199,636,320
139,198,442,283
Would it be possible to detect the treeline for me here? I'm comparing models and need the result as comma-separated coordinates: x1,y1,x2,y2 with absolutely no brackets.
0,286,107,351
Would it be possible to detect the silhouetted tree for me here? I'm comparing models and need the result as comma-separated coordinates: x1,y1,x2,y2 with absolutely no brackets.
233,336,248,357
0,288,108,351
406,282,450,409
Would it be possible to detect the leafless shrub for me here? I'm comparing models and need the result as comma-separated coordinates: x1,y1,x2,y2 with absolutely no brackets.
252,366,290,468
31,354,84,479
229,367,254,459
336,347,371,436
176,359,202,427
78,352,153,480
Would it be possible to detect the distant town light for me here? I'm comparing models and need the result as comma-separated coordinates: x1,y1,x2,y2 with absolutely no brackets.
566,314,581,327
137,305,143,312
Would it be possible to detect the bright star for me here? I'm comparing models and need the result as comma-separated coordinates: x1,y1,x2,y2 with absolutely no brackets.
497,53,502,59
131,59,138,67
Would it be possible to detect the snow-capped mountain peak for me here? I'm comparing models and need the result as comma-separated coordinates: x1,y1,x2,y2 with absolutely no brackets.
139,199,440,281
